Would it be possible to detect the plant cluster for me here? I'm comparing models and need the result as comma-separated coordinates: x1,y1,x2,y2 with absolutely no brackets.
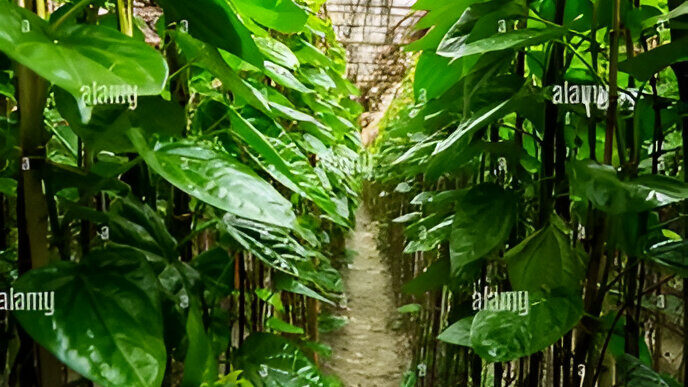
0,0,361,386
374,0,688,385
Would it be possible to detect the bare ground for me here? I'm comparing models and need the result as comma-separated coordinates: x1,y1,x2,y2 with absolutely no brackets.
322,204,409,387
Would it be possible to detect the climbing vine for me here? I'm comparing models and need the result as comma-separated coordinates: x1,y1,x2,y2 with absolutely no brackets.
0,0,361,385
374,0,688,385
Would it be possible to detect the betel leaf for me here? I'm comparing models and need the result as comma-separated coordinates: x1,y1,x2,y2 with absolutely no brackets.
505,220,588,292
438,316,473,346
181,303,218,387
192,248,235,296
55,88,185,154
616,354,675,387
264,61,313,93
568,160,688,214
231,0,309,34
414,52,467,100
0,178,17,197
469,289,583,362
254,36,300,70
406,0,472,52
646,240,688,277
0,1,167,99
13,247,166,387
273,271,335,305
173,31,271,114
402,256,451,296
227,106,348,227
128,129,297,230
619,37,688,81
253,36,300,70
438,26,567,60
641,1,688,29
450,183,516,277
265,316,305,334
235,333,339,387
156,0,263,68
433,96,516,155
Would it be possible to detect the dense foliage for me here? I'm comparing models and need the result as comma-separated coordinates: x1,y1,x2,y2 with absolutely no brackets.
373,0,688,385
0,0,361,385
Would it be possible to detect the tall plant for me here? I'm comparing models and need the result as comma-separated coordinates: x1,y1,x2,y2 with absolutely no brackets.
375,0,688,385
0,0,361,385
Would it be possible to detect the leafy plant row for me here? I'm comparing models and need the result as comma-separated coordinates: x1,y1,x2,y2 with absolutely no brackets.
0,0,362,386
373,0,688,385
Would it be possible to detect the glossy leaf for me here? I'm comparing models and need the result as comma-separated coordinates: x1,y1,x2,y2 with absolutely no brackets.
616,354,675,387
235,333,340,387
505,221,588,292
0,177,17,197
265,316,304,334
182,303,218,387
438,317,473,346
232,0,309,34
568,160,688,214
156,0,263,67
128,129,296,229
0,1,167,99
254,36,300,70
173,32,271,114
450,184,516,277
619,37,688,81
469,290,583,362
13,247,166,387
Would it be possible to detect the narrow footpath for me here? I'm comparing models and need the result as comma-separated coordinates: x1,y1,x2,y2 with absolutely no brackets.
323,204,409,386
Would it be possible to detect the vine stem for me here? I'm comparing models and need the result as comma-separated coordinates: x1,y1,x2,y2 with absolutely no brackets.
603,0,621,165
49,0,92,33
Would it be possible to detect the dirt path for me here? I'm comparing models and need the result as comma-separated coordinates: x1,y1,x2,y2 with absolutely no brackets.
323,204,409,387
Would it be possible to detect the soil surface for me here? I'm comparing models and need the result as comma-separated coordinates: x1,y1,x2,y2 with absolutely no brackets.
322,204,409,386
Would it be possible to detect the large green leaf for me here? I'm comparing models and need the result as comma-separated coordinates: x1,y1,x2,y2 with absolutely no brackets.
619,37,688,81
264,61,312,93
568,160,688,214
0,177,17,197
414,52,467,100
438,316,473,346
13,247,166,387
505,220,588,292
173,32,271,114
646,240,688,277
232,0,309,34
469,290,582,362
235,333,340,387
181,303,218,387
0,1,167,99
128,129,296,229
227,107,348,227
433,97,516,155
616,354,676,387
156,0,263,67
254,36,300,70
450,183,516,277
273,271,335,306
402,257,451,296
438,27,567,60
55,88,185,154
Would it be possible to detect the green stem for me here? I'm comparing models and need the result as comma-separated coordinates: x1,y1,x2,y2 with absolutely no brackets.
50,0,92,33
116,0,134,37
604,0,621,165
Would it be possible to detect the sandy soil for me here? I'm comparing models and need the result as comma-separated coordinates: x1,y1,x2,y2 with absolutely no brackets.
322,204,409,387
